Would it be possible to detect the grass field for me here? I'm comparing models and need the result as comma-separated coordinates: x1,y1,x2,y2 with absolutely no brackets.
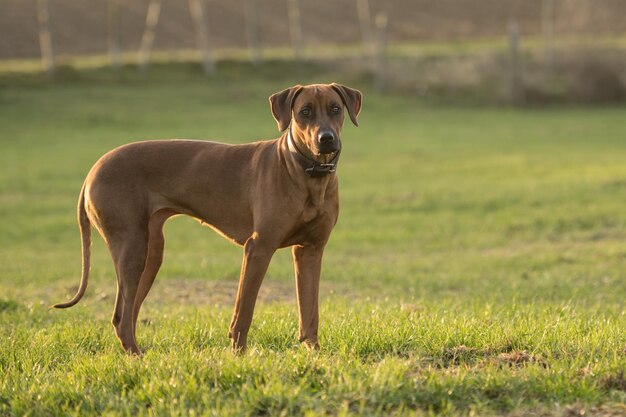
1,61,625,416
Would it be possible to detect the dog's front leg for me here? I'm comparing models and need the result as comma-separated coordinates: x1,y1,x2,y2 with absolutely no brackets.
292,244,324,350
229,235,275,353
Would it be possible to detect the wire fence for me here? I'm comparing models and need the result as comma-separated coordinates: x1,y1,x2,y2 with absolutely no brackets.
2,0,625,61
2,0,625,102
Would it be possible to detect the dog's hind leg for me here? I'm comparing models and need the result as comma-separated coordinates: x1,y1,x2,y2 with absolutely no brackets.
132,211,172,337
107,227,149,355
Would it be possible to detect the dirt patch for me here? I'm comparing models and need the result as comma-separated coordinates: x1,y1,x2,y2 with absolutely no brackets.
562,403,626,417
434,344,548,368
599,370,626,392
63,278,296,308
507,404,626,417
51,277,353,309
147,277,296,307
438,344,482,366
494,350,547,368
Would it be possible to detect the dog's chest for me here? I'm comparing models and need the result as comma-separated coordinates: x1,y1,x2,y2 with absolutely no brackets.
290,204,332,246
301,203,325,223
300,179,332,223
279,176,338,247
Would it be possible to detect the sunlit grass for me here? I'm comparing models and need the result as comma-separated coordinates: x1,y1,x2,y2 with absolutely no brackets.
1,61,625,416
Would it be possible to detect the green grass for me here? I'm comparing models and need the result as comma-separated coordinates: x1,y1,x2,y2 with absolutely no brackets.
1,61,625,416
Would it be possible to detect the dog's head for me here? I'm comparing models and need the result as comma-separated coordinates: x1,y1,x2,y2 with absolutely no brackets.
270,83,362,158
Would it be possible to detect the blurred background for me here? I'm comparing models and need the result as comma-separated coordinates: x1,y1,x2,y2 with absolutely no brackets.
2,0,626,305
1,0,625,103
2,7,626,413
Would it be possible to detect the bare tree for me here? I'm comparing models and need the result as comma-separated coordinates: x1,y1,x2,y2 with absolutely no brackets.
373,12,388,92
189,0,215,74
36,0,55,75
356,0,374,57
137,0,162,72
287,0,303,60
507,21,524,104
244,0,262,64
107,0,122,70
541,0,555,70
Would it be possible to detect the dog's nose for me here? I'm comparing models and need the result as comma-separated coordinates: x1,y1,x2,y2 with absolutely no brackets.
318,131,335,144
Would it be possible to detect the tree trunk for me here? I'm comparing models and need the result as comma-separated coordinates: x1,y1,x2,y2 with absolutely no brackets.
287,0,303,60
108,0,122,70
137,0,162,73
244,0,262,64
188,0,215,74
36,0,55,75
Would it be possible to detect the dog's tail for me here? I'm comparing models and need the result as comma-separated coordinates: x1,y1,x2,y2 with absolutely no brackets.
52,183,91,309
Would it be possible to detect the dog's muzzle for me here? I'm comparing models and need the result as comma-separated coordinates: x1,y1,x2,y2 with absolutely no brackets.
317,131,340,154
288,129,341,178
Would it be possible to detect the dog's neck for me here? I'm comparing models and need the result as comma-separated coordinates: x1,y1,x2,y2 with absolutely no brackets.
287,128,341,178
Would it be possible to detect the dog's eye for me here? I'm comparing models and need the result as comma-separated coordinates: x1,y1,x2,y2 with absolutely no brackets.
331,106,341,114
300,108,312,117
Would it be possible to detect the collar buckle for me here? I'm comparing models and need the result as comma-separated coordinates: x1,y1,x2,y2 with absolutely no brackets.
305,163,336,178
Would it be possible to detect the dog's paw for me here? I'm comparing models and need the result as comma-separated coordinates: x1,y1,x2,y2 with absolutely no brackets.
229,330,248,354
230,341,247,355
301,339,320,351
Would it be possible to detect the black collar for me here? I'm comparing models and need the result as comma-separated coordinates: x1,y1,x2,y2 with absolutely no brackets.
287,129,341,178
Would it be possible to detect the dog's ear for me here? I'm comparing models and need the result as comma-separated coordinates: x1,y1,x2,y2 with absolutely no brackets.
330,83,362,127
269,85,303,132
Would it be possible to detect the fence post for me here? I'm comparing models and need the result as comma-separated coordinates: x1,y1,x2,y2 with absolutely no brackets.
137,0,161,72
507,21,524,104
373,13,388,93
287,0,303,60
36,0,55,75
244,0,262,65
107,0,122,70
189,0,215,74
356,0,374,58
541,0,555,71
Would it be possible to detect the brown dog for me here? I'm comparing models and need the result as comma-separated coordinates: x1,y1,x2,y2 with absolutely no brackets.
53,83,362,354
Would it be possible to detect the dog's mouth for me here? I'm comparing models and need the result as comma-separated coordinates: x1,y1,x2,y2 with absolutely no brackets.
317,141,341,156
